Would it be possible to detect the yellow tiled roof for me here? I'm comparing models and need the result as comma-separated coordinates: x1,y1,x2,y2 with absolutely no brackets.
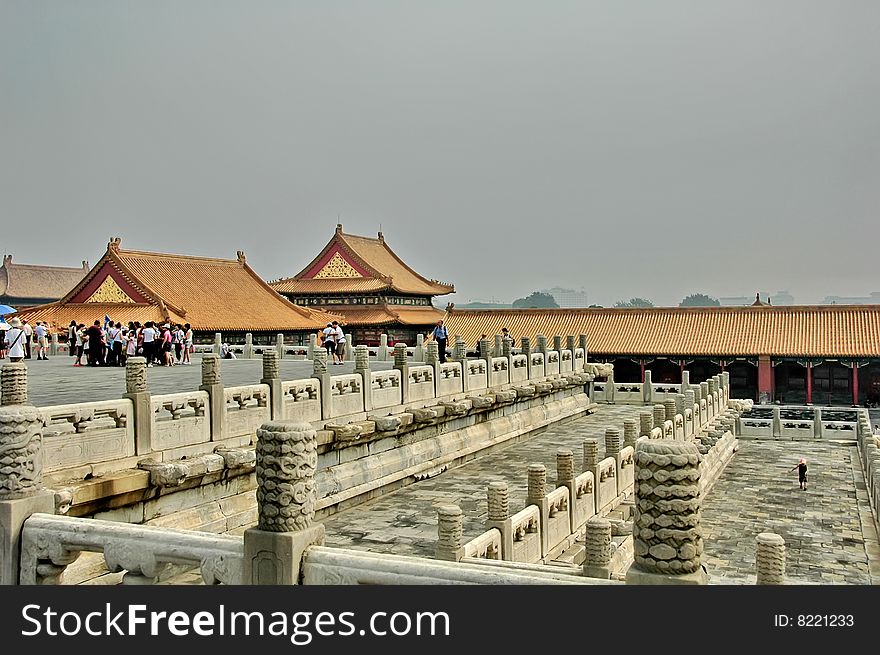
16,239,340,332
271,226,455,297
331,305,446,326
0,256,89,303
443,306,880,358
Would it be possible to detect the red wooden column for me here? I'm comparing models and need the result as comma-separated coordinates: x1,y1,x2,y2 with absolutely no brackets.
757,355,773,403
640,362,646,383
679,361,685,381
852,364,859,406
805,363,813,405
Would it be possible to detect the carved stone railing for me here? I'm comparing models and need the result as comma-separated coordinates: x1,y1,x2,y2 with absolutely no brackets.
328,374,364,417
40,399,134,472
301,546,602,585
571,471,596,532
19,513,243,585
597,457,617,514
466,359,488,391
436,363,464,397
223,384,270,441
618,445,635,495
281,378,321,423
407,365,435,402
489,357,510,387
560,350,573,373
529,353,545,379
510,355,529,383
573,348,585,372
151,391,209,451
370,370,402,409
545,351,560,375
508,505,541,563
462,528,503,560
544,486,571,553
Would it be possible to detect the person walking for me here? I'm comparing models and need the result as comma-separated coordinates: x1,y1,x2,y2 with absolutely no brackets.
5,317,27,362
182,323,193,365
34,321,48,360
322,323,336,359
141,321,157,366
22,320,33,359
789,458,808,490
432,319,448,364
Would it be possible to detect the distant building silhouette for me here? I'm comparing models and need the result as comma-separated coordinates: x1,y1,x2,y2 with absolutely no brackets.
719,290,794,306
821,292,880,305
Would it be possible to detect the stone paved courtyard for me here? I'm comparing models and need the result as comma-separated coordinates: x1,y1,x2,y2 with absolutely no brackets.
701,439,879,584
4,353,393,407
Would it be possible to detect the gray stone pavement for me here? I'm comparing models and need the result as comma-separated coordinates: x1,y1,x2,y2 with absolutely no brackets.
317,404,641,559
1,353,394,407
701,440,877,584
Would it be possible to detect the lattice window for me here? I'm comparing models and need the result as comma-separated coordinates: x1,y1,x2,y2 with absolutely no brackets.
313,252,363,279
85,276,136,303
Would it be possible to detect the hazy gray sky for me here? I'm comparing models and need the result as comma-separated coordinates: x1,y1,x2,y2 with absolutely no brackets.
2,1,878,307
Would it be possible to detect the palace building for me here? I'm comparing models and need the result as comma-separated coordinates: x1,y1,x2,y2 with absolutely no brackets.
0,254,90,309
16,238,337,342
444,305,880,407
270,225,454,345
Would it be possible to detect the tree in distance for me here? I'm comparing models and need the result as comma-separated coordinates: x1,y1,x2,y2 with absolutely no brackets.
512,291,560,309
615,297,654,308
679,293,720,307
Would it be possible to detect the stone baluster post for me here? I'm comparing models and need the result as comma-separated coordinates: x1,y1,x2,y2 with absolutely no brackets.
721,371,730,403
606,366,616,403
243,421,325,584
583,439,601,515
261,351,282,420
378,334,389,362
685,390,696,437
307,332,316,360
454,336,469,392
692,384,703,427
425,341,440,397
664,399,677,423
700,382,710,418
275,333,285,361
583,517,613,579
552,335,562,357
639,411,654,438
213,332,222,355
556,448,579,535
50,333,59,356
124,356,153,453
0,363,56,585
394,343,410,405
642,369,654,404
578,334,588,362
501,336,512,358
565,335,576,358
520,336,532,379
626,439,707,584
243,332,253,359
313,350,332,420
197,354,225,442
479,338,492,366
527,464,550,558
623,419,638,449
493,334,503,359
536,334,548,357
354,345,372,412
653,404,667,433
755,532,785,585
772,405,782,438
813,406,823,439
605,427,622,496
435,505,464,561
675,393,686,419
415,333,425,363
486,481,513,560
680,369,690,392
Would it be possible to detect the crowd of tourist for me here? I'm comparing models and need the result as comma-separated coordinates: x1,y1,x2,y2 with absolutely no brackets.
65,318,194,368
0,315,194,367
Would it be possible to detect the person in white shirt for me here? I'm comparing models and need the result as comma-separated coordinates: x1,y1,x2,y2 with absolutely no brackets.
322,323,336,358
22,320,33,359
6,317,27,362
35,322,49,360
141,322,157,366
332,321,346,365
